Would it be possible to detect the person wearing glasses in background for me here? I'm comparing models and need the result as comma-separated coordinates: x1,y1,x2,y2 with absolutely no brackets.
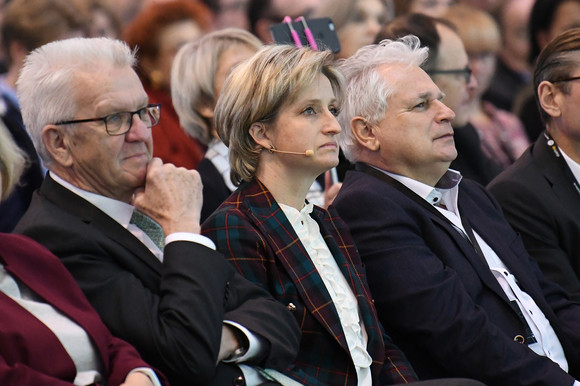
489,28,580,304
14,37,300,386
376,13,503,186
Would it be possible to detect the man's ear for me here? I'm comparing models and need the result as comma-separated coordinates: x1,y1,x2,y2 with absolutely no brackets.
351,117,380,151
248,122,270,150
41,125,74,167
538,81,562,119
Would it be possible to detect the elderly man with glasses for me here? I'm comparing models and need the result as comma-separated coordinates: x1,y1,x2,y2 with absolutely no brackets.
14,37,300,386
376,13,502,186
333,34,580,385
489,28,580,304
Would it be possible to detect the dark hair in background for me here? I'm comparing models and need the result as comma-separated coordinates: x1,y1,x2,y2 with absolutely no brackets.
375,13,456,71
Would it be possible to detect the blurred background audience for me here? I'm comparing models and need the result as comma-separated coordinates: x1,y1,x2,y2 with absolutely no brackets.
314,0,394,59
0,0,90,232
444,4,529,168
171,28,262,221
123,0,212,169
482,0,534,113
515,0,580,142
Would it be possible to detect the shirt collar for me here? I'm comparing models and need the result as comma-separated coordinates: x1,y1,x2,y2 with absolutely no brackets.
559,148,580,185
372,166,462,207
50,172,134,227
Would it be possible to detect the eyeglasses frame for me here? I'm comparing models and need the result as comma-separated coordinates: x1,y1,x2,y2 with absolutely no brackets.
427,66,472,83
53,103,161,136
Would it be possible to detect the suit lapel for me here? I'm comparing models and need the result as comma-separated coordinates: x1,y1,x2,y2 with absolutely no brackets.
41,175,162,273
534,134,580,215
241,180,349,351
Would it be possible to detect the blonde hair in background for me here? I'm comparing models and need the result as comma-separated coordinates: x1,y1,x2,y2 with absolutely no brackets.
444,4,501,55
171,28,262,145
0,121,27,201
214,44,343,185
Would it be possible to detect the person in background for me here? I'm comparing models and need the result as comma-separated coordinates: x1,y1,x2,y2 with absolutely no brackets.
14,37,300,386
314,0,394,59
0,0,90,232
377,13,503,185
172,28,262,222
334,34,580,385
123,0,212,169
247,0,324,43
488,28,580,303
515,0,580,142
444,4,529,168
482,0,534,112
0,117,165,386
88,0,122,38
393,0,454,17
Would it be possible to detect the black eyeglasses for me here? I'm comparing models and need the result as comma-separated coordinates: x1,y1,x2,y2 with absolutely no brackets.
54,104,161,136
552,76,580,84
427,66,472,83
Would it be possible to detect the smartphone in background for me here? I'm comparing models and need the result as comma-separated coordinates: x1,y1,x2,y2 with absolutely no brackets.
269,17,341,54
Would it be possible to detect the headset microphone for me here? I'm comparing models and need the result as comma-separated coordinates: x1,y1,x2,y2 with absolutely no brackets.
268,146,314,157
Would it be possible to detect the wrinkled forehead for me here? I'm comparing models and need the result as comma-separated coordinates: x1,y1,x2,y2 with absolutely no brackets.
72,66,147,114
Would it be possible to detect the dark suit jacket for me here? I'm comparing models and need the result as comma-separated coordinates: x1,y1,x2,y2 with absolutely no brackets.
15,175,300,386
202,178,418,385
197,157,232,223
334,163,580,385
488,132,580,302
0,233,159,385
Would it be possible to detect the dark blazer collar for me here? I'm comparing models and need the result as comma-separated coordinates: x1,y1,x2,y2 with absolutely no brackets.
40,174,161,273
533,131,580,209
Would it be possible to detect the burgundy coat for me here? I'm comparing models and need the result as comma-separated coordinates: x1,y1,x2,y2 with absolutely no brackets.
0,233,164,385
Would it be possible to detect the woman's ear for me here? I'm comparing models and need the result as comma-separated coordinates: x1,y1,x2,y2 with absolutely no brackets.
249,122,270,150
538,81,562,119
351,117,380,151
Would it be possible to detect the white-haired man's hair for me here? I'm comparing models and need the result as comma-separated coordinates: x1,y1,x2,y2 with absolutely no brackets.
16,37,137,167
337,35,428,162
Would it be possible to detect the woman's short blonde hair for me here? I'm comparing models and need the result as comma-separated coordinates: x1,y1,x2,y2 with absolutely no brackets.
0,121,27,201
214,45,343,185
444,4,501,55
171,28,262,145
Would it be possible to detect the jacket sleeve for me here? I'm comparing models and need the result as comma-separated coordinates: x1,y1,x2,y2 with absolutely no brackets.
489,177,580,301
18,217,236,383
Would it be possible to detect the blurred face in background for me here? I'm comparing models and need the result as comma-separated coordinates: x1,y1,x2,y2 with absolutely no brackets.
499,0,532,71
430,23,476,127
337,0,390,58
537,0,580,52
148,20,204,90
409,0,455,17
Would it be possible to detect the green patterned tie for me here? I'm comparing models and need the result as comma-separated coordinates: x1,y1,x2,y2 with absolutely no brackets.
130,210,165,251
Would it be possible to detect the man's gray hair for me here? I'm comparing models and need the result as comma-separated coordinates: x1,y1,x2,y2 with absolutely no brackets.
337,35,428,162
16,37,136,167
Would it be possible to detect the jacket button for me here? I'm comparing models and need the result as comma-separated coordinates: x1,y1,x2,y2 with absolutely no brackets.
234,375,246,386
514,335,525,344
287,302,296,312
